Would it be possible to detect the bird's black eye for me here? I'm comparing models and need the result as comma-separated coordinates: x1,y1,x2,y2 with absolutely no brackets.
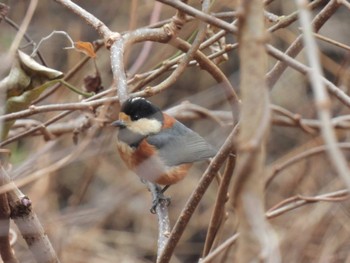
131,114,140,121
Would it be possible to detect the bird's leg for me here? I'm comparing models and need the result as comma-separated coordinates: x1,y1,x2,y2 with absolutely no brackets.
161,185,170,193
150,184,171,214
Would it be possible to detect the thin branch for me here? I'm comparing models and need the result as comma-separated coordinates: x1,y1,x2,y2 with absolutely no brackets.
200,233,239,263
203,154,236,257
8,0,38,60
145,182,171,262
0,124,99,194
4,16,47,65
53,0,117,42
297,0,350,190
54,0,122,105
266,189,349,219
266,0,341,87
266,142,350,187
313,32,350,52
128,2,163,75
268,0,326,33
266,44,350,108
130,21,236,92
157,0,236,33
139,0,210,101
31,30,75,57
142,37,239,115
271,104,316,134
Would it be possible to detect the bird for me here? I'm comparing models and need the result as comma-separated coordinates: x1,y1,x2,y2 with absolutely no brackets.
111,97,216,211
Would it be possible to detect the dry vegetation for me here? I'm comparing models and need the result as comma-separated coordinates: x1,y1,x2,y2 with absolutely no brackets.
1,0,350,262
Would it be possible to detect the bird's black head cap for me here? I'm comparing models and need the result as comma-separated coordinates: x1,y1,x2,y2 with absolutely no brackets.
121,97,163,122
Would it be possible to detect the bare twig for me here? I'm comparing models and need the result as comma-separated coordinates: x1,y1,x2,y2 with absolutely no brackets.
8,0,38,60
313,32,350,52
0,123,99,194
53,0,123,105
110,5,189,102
160,38,239,114
4,16,47,65
128,2,163,75
140,0,210,102
203,154,236,257
31,30,75,57
266,189,349,219
297,0,350,190
157,0,236,33
53,0,117,42
266,142,350,187
0,166,59,263
266,0,341,87
230,0,279,262
266,44,350,108
130,21,236,92
145,182,171,262
200,233,239,263
338,0,350,10
268,0,325,32
271,104,317,134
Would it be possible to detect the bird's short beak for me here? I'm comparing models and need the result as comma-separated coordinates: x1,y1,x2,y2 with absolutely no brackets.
111,120,126,128
111,112,130,128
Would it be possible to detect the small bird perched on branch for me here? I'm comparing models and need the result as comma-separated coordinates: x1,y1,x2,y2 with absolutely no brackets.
112,97,216,211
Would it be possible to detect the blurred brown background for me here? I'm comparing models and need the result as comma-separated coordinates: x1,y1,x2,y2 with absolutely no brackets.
2,0,350,262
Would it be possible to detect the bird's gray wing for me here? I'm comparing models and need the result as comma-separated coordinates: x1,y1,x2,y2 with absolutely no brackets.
147,121,216,167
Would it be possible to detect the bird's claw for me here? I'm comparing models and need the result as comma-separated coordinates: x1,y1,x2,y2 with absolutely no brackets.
150,191,171,214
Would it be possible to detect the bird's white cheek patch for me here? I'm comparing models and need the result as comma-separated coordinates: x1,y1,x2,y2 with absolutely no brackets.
128,118,162,136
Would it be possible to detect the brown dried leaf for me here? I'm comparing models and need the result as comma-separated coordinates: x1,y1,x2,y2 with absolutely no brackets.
83,74,103,93
74,41,96,58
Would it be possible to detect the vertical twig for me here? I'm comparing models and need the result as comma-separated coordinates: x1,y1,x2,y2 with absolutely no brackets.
146,182,171,262
202,154,236,257
296,0,350,190
8,0,38,60
230,0,279,262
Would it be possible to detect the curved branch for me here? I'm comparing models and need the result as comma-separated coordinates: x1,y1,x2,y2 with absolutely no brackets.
266,142,350,187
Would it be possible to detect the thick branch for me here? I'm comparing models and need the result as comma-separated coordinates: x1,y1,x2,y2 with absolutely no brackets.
0,165,59,263
230,0,278,262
